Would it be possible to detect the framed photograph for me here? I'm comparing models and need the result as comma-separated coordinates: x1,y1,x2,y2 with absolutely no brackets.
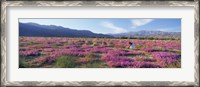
1,0,199,87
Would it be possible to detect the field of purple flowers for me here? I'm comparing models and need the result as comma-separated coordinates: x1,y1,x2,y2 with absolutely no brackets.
19,37,181,68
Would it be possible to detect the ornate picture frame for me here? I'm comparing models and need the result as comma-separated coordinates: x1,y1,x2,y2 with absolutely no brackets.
1,0,199,87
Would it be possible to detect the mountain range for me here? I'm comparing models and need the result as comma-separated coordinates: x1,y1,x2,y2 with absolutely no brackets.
19,22,181,39
110,30,181,39
19,22,113,38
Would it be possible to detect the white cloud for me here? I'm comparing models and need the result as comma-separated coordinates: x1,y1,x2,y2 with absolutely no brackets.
102,22,127,34
131,19,154,28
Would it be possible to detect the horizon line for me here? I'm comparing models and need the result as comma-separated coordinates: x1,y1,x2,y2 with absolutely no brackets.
19,22,181,34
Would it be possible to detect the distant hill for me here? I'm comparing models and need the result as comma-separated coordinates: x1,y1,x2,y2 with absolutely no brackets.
19,22,113,38
19,22,181,39
110,30,181,39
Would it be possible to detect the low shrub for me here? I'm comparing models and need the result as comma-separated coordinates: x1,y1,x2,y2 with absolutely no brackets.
55,55,76,68
19,58,29,68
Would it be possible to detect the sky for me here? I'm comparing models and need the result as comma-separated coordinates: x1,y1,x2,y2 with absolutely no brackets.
19,18,181,34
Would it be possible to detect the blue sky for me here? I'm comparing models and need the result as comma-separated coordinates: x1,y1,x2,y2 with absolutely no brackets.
19,18,181,34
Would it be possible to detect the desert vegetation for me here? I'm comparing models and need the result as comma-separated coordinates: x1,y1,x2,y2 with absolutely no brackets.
19,37,181,68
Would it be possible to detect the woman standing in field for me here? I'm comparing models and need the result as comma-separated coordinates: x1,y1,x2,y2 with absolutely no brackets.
129,42,135,49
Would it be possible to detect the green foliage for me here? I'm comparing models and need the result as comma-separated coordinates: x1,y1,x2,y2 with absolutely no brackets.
167,60,181,68
167,62,181,68
86,40,93,45
85,53,96,59
101,42,107,46
91,42,98,46
119,37,129,39
55,55,76,68
79,60,108,68
135,44,144,48
108,41,114,47
19,58,29,68
19,55,43,68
